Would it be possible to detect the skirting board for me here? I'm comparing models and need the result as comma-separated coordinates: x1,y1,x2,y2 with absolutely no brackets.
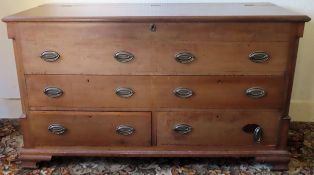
0,98,313,121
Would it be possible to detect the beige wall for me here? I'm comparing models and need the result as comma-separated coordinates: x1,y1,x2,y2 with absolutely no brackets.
0,0,313,121
0,0,45,118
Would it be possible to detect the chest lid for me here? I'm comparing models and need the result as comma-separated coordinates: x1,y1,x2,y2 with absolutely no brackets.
2,3,310,22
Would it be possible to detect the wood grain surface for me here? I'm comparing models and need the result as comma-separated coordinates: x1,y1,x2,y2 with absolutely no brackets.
156,110,280,146
16,22,294,75
2,3,310,22
23,111,152,147
25,75,285,109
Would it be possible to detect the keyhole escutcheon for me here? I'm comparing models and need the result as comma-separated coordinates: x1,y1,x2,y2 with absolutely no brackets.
150,24,157,32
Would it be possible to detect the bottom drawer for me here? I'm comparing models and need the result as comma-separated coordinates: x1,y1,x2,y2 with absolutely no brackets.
24,111,151,147
156,111,280,147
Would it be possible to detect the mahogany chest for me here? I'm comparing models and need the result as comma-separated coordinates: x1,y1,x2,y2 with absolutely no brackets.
3,3,310,170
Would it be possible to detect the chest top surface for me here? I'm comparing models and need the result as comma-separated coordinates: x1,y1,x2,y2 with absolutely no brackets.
2,3,310,22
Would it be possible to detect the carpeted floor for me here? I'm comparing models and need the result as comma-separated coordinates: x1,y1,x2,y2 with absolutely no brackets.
0,120,313,175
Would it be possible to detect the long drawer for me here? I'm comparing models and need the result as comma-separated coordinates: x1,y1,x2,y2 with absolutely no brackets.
23,111,152,147
26,75,285,109
156,110,280,147
18,22,293,75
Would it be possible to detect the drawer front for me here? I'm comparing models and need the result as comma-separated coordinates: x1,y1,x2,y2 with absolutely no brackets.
18,22,293,75
25,111,151,147
26,75,152,108
26,75,285,109
156,111,280,146
152,76,285,109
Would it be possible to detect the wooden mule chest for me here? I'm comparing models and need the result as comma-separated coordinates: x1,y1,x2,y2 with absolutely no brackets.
3,3,310,170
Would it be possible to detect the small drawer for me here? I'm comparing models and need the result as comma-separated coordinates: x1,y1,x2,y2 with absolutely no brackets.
156,110,280,146
24,111,152,147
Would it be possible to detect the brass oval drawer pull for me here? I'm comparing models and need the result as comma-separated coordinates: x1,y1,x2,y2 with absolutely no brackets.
173,124,192,134
114,51,134,63
175,52,195,64
48,124,67,135
44,87,64,98
116,125,135,136
246,87,266,98
115,87,135,98
40,51,60,62
173,87,193,98
242,124,263,143
249,51,269,63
